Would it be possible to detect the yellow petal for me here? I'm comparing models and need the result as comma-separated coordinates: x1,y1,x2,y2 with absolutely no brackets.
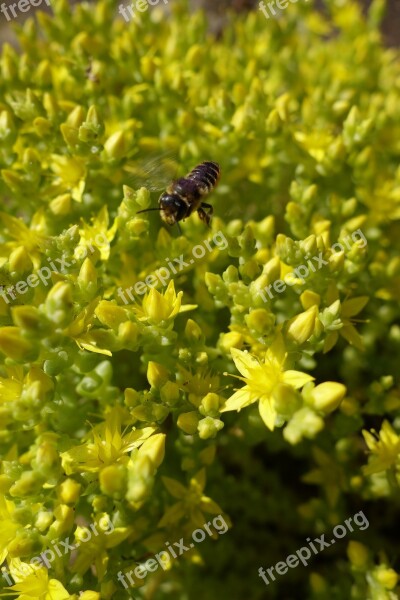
341,296,369,318
220,387,258,412
323,331,338,353
230,348,259,378
283,370,314,389
340,324,364,350
162,477,187,499
258,396,277,430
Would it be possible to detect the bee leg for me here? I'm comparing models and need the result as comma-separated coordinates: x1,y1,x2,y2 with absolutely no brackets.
198,203,213,227
176,222,182,235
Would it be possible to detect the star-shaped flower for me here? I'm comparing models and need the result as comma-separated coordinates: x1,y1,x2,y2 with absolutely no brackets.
221,337,314,430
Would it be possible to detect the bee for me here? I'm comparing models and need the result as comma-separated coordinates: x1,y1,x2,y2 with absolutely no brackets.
136,161,220,227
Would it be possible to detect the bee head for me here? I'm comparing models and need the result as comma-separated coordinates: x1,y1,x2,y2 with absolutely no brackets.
159,193,186,226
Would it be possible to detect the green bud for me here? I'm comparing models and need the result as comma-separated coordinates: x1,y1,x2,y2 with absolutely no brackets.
9,470,45,497
160,381,180,405
45,282,73,325
177,411,199,434
198,416,224,439
185,318,203,343
79,105,105,143
78,258,97,295
200,393,221,416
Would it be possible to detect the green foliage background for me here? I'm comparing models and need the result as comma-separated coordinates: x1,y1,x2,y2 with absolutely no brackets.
1,0,400,598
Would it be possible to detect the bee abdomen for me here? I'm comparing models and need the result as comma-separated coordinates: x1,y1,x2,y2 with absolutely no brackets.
186,161,220,192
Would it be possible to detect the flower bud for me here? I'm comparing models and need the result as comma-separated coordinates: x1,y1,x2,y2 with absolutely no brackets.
80,592,101,600
300,290,320,310
100,465,127,497
147,361,169,389
59,478,81,504
219,331,243,353
177,412,199,434
0,326,35,361
286,305,318,344
347,541,369,568
103,131,127,160
198,416,224,439
200,393,221,416
160,381,180,406
49,193,72,216
185,318,203,343
138,433,166,468
311,382,346,413
245,309,274,333
373,566,398,590
78,258,97,294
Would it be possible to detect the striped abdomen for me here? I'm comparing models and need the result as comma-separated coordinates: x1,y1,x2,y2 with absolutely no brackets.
186,161,220,195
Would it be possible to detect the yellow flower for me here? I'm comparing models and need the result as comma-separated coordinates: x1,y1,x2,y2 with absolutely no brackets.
71,515,131,579
0,212,47,270
158,468,223,529
0,496,19,564
362,420,400,476
77,205,117,261
4,561,69,600
221,336,314,430
61,408,156,474
324,296,369,352
50,154,86,203
133,280,196,325
178,367,220,408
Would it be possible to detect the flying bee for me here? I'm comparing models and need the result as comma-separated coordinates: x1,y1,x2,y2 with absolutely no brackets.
136,161,220,227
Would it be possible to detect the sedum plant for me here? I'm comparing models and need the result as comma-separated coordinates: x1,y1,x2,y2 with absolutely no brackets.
0,0,400,598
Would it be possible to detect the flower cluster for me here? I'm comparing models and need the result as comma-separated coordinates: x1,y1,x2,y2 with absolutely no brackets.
1,0,400,598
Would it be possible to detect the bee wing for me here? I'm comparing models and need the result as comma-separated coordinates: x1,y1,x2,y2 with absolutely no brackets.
124,150,180,192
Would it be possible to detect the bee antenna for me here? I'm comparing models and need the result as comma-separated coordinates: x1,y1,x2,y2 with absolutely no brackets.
136,207,164,214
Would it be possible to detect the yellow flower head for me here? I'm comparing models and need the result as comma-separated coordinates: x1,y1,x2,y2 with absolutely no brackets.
4,559,69,600
61,408,156,474
362,420,400,476
134,280,196,325
221,336,314,430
